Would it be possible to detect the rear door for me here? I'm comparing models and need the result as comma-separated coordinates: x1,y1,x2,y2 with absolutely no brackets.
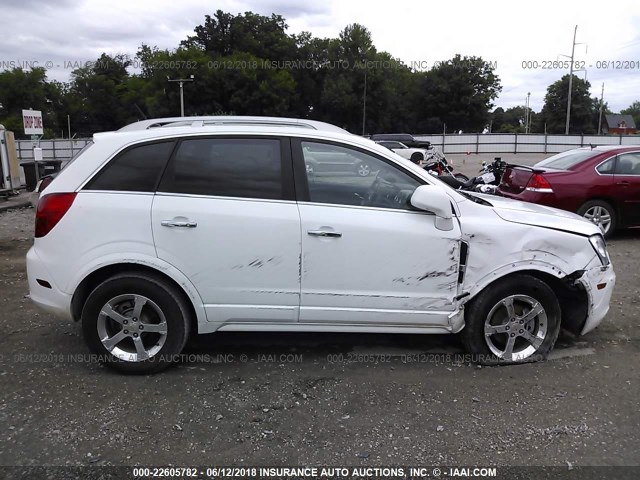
152,136,301,325
613,152,640,226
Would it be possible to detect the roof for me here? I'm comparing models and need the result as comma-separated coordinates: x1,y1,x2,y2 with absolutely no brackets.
604,114,636,129
118,116,350,134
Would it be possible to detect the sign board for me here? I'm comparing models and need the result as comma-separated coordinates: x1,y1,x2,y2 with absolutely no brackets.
22,109,44,135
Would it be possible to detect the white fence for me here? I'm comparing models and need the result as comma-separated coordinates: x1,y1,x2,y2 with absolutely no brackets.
414,133,640,155
16,139,92,163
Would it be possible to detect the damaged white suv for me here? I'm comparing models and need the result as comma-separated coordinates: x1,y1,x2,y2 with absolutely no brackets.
27,117,615,373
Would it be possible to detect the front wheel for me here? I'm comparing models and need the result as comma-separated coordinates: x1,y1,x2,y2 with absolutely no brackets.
454,173,470,182
82,273,191,374
461,274,561,364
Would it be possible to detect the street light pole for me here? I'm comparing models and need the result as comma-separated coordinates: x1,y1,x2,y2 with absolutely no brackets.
167,75,195,117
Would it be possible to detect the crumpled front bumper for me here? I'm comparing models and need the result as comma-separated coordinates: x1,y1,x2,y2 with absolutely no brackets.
579,261,616,335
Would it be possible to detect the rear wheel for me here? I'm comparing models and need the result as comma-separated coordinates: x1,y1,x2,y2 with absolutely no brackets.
82,273,191,374
578,200,616,238
461,274,561,365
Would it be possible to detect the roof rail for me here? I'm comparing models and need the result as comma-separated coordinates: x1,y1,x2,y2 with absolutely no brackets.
118,116,349,134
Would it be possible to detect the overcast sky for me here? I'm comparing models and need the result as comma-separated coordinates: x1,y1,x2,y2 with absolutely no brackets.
2,0,639,112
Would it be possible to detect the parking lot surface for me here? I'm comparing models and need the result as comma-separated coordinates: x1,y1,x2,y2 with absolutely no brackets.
1,192,639,467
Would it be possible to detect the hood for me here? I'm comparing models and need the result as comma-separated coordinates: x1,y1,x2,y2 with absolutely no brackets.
470,193,601,237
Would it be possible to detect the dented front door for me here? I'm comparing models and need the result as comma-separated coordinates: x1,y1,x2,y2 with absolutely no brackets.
298,204,462,326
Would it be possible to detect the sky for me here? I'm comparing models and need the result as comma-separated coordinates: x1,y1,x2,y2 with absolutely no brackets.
1,0,639,112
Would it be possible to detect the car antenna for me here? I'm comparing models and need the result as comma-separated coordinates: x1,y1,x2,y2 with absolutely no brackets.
589,143,599,150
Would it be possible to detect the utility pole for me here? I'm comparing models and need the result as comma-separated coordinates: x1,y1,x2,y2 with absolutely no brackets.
525,92,531,134
560,26,586,135
167,75,195,117
597,83,605,135
565,25,577,134
362,67,367,136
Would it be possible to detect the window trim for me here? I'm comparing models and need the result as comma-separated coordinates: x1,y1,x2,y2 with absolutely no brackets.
81,139,178,192
156,135,295,201
291,137,426,209
594,155,617,177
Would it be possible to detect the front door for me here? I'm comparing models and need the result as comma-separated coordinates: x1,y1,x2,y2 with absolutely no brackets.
294,139,462,327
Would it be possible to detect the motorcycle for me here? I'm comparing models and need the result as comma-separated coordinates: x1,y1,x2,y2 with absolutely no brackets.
422,150,470,182
437,157,508,194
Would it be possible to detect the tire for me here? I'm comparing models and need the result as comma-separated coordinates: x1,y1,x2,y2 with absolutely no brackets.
454,173,470,182
461,274,561,365
577,200,616,238
81,273,191,374
410,152,424,164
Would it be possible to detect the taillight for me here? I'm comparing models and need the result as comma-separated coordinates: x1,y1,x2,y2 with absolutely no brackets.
35,193,77,238
525,174,553,193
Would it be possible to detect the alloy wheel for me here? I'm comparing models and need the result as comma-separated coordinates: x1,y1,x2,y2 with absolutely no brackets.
97,294,168,362
484,294,548,361
583,205,612,234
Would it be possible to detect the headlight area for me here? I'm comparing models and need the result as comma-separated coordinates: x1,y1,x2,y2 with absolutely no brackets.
589,234,611,266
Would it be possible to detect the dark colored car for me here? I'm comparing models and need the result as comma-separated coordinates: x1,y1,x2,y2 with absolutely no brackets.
369,133,431,150
497,146,640,237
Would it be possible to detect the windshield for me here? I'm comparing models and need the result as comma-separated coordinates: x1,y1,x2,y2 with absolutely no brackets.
534,149,596,170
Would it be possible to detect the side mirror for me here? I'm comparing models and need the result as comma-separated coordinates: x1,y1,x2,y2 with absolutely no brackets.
410,185,454,231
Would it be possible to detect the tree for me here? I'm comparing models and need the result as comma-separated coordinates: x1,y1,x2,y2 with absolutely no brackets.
413,55,501,133
538,75,595,134
621,101,640,130
0,67,63,138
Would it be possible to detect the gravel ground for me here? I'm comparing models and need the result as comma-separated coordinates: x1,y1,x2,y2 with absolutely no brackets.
0,190,639,468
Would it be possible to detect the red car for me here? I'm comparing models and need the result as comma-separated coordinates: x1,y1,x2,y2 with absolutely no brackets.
498,146,640,238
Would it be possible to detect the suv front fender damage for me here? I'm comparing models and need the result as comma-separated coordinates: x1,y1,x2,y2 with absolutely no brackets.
453,213,610,335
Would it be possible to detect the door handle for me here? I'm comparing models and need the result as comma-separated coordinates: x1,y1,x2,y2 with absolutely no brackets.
307,230,342,238
617,181,630,186
161,220,198,228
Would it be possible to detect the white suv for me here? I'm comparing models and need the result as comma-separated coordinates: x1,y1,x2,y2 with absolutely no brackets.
27,116,616,373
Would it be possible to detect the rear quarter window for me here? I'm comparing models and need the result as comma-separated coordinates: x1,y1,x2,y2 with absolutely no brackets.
84,141,175,192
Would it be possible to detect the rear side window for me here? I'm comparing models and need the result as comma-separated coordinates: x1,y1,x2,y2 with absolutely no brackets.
596,157,615,174
159,138,283,200
85,141,175,192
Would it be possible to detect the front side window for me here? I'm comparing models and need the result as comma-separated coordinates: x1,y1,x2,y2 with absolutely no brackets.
301,141,420,210
615,153,640,175
160,138,283,199
85,141,174,192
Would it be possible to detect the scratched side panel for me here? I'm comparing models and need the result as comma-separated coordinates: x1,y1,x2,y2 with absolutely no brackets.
298,203,461,325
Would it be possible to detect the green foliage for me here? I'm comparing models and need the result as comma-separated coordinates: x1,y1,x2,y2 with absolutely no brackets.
621,101,640,129
0,11,502,136
537,75,595,134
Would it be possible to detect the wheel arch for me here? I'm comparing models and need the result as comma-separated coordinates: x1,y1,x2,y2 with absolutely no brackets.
71,262,206,334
